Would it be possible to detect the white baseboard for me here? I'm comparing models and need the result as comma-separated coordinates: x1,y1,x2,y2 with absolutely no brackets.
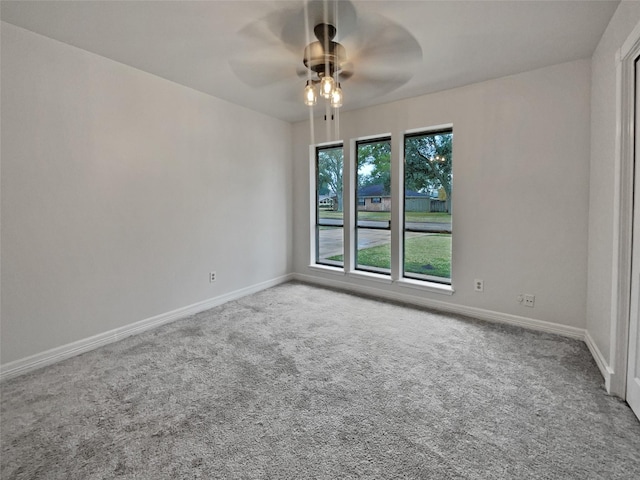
4,273,609,390
293,273,586,339
0,274,294,382
584,330,613,392
294,273,623,388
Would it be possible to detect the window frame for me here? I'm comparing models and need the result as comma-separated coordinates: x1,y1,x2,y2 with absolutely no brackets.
354,136,392,276
309,126,454,295
402,127,453,286
314,143,344,269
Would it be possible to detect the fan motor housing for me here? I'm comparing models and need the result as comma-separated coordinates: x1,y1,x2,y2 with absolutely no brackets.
303,42,347,75
303,23,347,76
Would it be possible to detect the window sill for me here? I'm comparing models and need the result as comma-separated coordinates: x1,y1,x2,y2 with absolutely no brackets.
308,264,345,276
348,270,393,285
396,278,454,296
307,266,454,295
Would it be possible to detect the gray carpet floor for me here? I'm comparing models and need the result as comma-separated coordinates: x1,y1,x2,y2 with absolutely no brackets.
1,281,639,479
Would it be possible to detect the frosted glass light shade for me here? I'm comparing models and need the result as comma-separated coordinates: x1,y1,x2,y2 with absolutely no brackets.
304,82,317,106
320,76,335,99
330,84,343,108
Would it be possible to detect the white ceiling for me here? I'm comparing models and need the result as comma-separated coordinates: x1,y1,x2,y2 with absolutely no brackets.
1,0,619,123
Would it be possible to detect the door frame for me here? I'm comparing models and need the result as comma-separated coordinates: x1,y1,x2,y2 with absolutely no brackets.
611,22,640,398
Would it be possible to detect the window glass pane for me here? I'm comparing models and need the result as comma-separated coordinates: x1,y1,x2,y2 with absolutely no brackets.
404,130,453,283
316,146,344,266
356,138,391,274
317,226,344,267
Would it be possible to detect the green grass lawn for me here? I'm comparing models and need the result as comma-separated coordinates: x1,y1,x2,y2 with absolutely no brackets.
319,210,451,223
404,235,451,278
328,234,451,279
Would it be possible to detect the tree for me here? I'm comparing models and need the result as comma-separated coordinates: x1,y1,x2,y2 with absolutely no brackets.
357,141,391,193
404,133,452,211
318,147,344,211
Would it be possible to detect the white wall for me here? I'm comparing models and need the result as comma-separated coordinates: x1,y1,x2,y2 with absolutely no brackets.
587,3,640,379
0,23,292,365
293,59,591,331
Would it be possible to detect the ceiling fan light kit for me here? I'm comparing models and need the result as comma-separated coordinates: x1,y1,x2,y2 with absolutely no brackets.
330,83,343,108
319,75,335,98
302,22,346,109
304,80,317,106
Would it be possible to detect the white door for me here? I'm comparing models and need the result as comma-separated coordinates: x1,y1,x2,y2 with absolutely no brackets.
627,57,640,420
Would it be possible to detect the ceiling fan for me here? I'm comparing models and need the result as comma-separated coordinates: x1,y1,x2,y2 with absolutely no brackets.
302,22,349,107
229,0,422,111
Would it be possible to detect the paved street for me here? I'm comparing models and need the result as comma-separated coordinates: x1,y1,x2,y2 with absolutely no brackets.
319,218,451,233
317,228,442,261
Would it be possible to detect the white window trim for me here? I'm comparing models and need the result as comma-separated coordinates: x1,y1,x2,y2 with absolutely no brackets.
310,127,455,294
308,264,346,276
311,141,344,268
352,134,392,278
396,278,454,296
349,270,393,285
400,125,454,286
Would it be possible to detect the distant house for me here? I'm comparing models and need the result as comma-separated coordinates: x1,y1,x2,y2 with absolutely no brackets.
357,184,391,211
357,184,447,212
318,194,336,209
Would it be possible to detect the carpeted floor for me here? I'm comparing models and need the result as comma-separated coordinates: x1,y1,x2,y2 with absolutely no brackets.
1,282,639,479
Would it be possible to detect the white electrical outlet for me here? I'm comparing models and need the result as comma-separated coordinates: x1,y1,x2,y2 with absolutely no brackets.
524,294,535,307
474,279,484,292
518,293,535,307
209,271,217,283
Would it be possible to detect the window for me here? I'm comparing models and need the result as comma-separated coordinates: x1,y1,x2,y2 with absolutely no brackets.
315,145,344,267
355,137,392,274
311,128,453,289
403,129,453,284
